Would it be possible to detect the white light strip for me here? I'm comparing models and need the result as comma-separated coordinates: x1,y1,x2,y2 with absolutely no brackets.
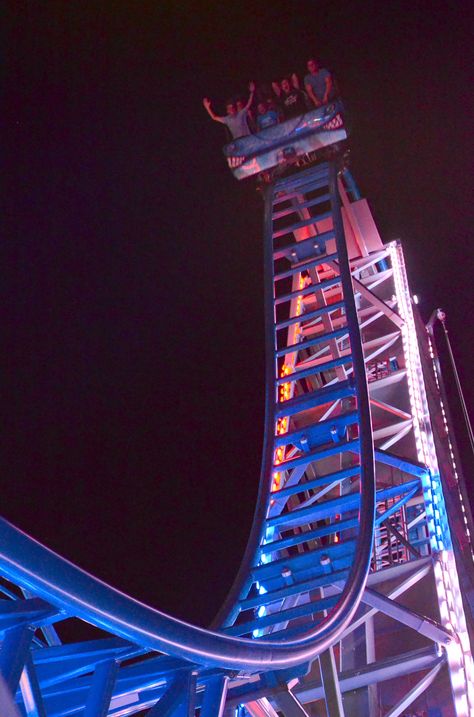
426,332,474,562
388,241,474,715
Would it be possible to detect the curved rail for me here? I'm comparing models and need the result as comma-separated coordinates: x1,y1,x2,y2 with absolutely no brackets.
213,162,375,631
0,160,376,712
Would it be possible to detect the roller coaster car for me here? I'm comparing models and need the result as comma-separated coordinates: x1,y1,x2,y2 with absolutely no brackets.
223,99,348,180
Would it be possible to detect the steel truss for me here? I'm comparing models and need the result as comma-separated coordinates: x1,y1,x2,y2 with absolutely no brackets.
0,161,473,716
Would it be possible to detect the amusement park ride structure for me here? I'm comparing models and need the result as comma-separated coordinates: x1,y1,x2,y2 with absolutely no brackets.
1,103,474,716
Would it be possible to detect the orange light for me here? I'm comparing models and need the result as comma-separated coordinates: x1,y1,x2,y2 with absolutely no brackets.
272,273,309,494
279,364,292,403
272,471,281,492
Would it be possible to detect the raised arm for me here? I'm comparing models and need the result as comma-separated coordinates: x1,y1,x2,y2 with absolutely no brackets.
291,73,300,90
272,81,281,98
202,97,226,123
244,81,256,111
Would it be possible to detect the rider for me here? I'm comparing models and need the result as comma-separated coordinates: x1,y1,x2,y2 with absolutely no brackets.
256,101,279,131
203,82,256,139
304,58,335,107
278,77,310,120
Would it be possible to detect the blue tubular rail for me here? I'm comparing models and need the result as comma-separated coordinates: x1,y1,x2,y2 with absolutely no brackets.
0,162,376,710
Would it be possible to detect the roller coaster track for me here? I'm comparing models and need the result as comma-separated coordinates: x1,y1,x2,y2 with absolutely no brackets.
2,160,474,716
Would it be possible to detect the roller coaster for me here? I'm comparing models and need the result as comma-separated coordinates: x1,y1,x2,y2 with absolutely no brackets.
2,104,474,716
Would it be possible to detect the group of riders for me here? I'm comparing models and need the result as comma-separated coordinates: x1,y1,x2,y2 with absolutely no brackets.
203,58,336,140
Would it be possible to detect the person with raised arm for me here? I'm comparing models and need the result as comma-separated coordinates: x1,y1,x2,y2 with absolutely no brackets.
203,82,256,139
279,77,310,120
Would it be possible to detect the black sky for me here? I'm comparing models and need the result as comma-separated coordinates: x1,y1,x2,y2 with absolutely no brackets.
4,1,474,627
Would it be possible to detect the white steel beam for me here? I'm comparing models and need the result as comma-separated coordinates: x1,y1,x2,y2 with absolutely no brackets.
328,259,404,329
245,697,280,717
361,587,453,645
272,689,311,717
384,659,445,717
339,560,432,641
294,648,443,704
319,648,345,717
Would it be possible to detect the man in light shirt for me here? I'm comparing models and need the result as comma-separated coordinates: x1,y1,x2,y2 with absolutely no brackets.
304,58,335,107
203,81,255,139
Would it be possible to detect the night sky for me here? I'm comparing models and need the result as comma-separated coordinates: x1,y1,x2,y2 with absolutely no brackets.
4,2,474,628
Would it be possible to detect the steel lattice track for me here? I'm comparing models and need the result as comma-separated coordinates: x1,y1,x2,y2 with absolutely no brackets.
0,160,472,716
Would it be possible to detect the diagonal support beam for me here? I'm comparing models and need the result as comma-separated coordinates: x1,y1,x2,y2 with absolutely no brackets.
20,653,47,717
319,648,345,717
384,658,445,717
381,518,421,558
361,587,453,645
0,676,21,717
327,259,404,329
332,566,452,645
227,647,442,708
340,560,432,641
0,598,57,632
148,671,197,717
84,659,118,717
245,697,281,717
273,686,311,717
200,675,229,717
0,625,35,695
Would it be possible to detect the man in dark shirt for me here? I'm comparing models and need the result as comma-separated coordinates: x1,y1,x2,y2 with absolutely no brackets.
279,78,309,120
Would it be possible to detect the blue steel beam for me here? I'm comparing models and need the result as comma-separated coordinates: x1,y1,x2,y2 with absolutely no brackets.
268,466,361,502
21,653,47,717
273,410,358,449
272,215,335,240
274,252,340,281
200,676,229,717
84,659,118,717
0,598,58,632
374,449,428,478
272,193,332,220
275,327,350,358
273,439,360,473
275,301,346,331
265,481,419,532
147,671,197,717
0,624,35,696
223,595,339,637
258,518,360,557
274,275,341,305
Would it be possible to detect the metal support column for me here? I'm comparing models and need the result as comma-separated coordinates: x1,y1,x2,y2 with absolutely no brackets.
200,676,229,717
148,671,197,717
365,617,378,717
0,625,35,696
84,659,117,717
319,648,344,717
